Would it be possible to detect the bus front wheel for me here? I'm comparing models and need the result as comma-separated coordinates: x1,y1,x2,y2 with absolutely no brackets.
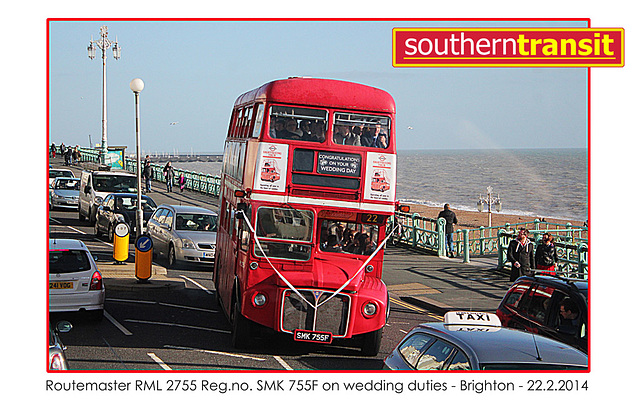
231,300,252,349
360,327,383,356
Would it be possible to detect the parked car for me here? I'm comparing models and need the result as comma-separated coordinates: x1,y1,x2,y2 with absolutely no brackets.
148,204,218,267
49,177,80,210
496,275,588,353
78,170,137,224
49,168,75,187
94,193,157,240
49,320,72,370
49,239,105,321
384,311,587,371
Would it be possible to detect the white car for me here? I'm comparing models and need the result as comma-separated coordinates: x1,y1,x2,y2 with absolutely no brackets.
49,168,75,188
49,177,80,210
148,205,218,268
49,239,105,320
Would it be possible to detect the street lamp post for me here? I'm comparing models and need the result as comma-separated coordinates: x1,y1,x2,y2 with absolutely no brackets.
476,186,502,227
88,25,121,165
129,78,145,239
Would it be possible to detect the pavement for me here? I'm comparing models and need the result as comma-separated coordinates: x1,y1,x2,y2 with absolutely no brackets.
99,259,187,292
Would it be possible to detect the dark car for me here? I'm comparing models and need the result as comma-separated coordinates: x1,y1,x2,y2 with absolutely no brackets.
94,193,157,240
384,311,587,371
496,275,588,353
49,320,72,370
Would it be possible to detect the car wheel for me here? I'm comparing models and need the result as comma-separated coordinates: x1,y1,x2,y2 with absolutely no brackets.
108,224,115,243
168,244,176,268
94,220,101,237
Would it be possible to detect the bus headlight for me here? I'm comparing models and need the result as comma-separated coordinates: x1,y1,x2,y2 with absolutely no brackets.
253,293,267,307
362,302,377,317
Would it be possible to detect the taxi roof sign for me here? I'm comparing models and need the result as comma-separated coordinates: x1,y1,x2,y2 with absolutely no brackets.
444,311,501,327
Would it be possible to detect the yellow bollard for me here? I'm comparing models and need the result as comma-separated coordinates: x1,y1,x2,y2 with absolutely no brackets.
113,223,130,263
135,235,153,281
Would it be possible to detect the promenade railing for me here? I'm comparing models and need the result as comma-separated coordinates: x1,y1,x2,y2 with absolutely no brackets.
389,211,588,279
79,147,587,278
78,147,222,198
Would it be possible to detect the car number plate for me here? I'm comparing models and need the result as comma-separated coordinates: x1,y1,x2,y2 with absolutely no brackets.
50,281,74,289
203,252,215,258
293,329,333,344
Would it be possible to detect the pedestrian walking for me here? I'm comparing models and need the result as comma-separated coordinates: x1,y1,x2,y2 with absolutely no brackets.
143,159,152,193
163,161,175,192
535,232,559,276
50,143,56,158
178,173,186,193
507,228,535,281
64,146,72,166
438,203,458,257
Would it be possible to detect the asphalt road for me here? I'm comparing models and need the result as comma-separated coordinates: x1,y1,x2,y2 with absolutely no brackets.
49,206,442,371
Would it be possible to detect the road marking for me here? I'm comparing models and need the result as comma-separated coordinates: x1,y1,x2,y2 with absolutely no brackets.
147,352,172,370
105,310,133,336
106,298,218,313
273,355,294,370
165,345,266,361
124,319,231,334
180,275,214,294
389,297,425,313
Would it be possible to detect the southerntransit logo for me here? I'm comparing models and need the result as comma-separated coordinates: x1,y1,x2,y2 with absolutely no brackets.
392,28,624,67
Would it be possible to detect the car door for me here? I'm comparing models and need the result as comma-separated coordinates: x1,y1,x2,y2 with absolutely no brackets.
149,208,168,254
96,195,111,233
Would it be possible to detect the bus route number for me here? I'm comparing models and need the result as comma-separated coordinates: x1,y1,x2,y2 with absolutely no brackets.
359,213,386,224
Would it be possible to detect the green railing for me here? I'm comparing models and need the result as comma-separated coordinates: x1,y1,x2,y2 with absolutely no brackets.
389,211,588,279
79,147,222,198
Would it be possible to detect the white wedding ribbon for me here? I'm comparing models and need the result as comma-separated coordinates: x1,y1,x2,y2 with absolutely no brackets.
240,210,399,310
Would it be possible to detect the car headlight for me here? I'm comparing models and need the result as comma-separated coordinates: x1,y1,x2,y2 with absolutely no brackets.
181,238,196,249
95,196,103,204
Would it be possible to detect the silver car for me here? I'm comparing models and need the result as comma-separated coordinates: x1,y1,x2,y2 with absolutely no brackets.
49,177,80,210
148,204,218,267
49,239,105,321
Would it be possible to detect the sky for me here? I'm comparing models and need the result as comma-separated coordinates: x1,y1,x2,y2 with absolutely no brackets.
48,19,588,154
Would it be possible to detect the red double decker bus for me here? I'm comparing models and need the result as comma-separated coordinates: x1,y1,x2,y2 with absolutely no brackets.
213,77,399,355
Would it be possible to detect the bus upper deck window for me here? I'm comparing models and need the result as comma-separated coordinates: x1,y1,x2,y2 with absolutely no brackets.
268,106,327,143
332,112,390,149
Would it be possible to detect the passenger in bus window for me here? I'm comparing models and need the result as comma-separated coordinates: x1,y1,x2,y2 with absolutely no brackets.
299,120,312,139
377,133,388,149
280,119,302,139
270,118,286,138
344,126,362,146
309,120,326,142
333,124,350,145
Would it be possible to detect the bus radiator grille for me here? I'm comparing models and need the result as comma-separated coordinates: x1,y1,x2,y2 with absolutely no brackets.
281,290,350,337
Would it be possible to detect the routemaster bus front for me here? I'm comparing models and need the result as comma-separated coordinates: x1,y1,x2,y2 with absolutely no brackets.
234,204,389,356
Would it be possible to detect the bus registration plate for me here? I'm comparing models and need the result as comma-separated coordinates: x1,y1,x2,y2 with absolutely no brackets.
293,329,333,344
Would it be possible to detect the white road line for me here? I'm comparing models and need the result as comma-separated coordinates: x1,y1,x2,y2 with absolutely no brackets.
165,345,266,362
180,275,214,294
159,302,218,313
124,319,230,334
273,355,294,370
105,310,133,336
147,352,172,370
106,298,218,313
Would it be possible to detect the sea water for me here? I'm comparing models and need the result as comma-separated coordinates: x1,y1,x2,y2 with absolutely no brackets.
168,148,587,222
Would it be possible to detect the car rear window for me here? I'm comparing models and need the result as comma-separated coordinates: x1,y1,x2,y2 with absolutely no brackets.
49,250,92,274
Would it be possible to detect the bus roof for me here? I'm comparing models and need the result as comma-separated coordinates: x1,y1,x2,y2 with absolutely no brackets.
234,77,396,114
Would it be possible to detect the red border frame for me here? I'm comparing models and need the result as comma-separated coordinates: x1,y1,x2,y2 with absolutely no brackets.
46,17,592,374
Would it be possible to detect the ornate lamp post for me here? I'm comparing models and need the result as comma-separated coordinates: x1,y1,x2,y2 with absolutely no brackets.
476,186,502,227
88,25,121,165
